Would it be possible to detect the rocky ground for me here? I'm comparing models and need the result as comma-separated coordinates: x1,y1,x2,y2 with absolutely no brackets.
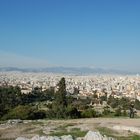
0,118,140,140
16,131,116,140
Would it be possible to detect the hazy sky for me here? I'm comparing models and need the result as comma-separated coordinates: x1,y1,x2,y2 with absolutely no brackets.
0,0,140,72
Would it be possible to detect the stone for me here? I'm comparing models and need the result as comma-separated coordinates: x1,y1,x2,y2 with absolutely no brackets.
61,135,73,140
84,131,115,140
31,135,40,140
16,137,29,140
7,119,23,124
47,136,60,140
40,136,48,140
84,131,102,140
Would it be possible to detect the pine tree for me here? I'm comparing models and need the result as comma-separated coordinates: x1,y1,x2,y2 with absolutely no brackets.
51,78,67,118
55,77,67,108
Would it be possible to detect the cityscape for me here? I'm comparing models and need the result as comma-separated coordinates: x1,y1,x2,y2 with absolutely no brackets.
0,0,140,140
0,71,140,101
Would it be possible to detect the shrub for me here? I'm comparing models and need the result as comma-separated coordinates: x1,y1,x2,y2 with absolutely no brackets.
66,105,80,119
114,107,122,116
135,99,140,110
81,109,97,118
2,105,46,120
103,106,111,116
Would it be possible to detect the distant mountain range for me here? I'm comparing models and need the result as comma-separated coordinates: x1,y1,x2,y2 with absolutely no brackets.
0,67,137,75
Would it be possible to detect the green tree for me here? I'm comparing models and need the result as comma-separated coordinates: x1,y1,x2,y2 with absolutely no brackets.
55,77,67,108
0,86,22,117
50,78,68,118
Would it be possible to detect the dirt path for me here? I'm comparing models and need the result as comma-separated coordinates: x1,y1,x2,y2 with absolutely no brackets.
44,118,140,128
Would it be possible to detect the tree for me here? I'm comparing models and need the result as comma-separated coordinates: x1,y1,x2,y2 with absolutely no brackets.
51,78,68,118
55,77,67,108
0,86,22,115
73,87,79,95
107,96,119,108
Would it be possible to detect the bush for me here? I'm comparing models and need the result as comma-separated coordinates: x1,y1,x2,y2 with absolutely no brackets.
122,109,127,116
29,110,46,120
81,109,97,118
135,99,140,110
46,109,56,118
114,107,122,116
1,105,46,120
103,106,111,116
66,105,80,119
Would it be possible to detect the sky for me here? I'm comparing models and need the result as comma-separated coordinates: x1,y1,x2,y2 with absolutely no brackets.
0,0,140,72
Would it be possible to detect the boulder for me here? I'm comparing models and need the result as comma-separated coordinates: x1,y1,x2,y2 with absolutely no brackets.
16,137,29,140
47,136,60,140
84,131,103,140
31,135,40,140
84,131,115,140
61,135,73,140
40,136,49,140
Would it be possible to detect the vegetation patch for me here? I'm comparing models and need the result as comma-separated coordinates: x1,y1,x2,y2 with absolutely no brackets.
97,127,118,138
34,130,45,136
49,125,87,138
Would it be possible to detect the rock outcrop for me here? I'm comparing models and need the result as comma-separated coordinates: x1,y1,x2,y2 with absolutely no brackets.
16,131,116,140
84,131,115,140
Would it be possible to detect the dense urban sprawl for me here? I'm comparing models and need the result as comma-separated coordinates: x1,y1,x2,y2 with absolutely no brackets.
0,72,140,101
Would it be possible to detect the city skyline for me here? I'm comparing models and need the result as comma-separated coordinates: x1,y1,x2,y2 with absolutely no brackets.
0,0,140,72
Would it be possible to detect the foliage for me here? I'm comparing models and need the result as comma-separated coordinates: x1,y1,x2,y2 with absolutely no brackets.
0,86,22,117
1,105,46,120
97,127,119,138
1,78,139,120
81,108,97,118
135,99,140,110
107,96,131,110
21,87,55,104
100,95,107,102
107,96,119,108
55,77,67,108
103,106,111,116
65,105,80,119
50,77,69,119
49,126,87,138
114,107,122,116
